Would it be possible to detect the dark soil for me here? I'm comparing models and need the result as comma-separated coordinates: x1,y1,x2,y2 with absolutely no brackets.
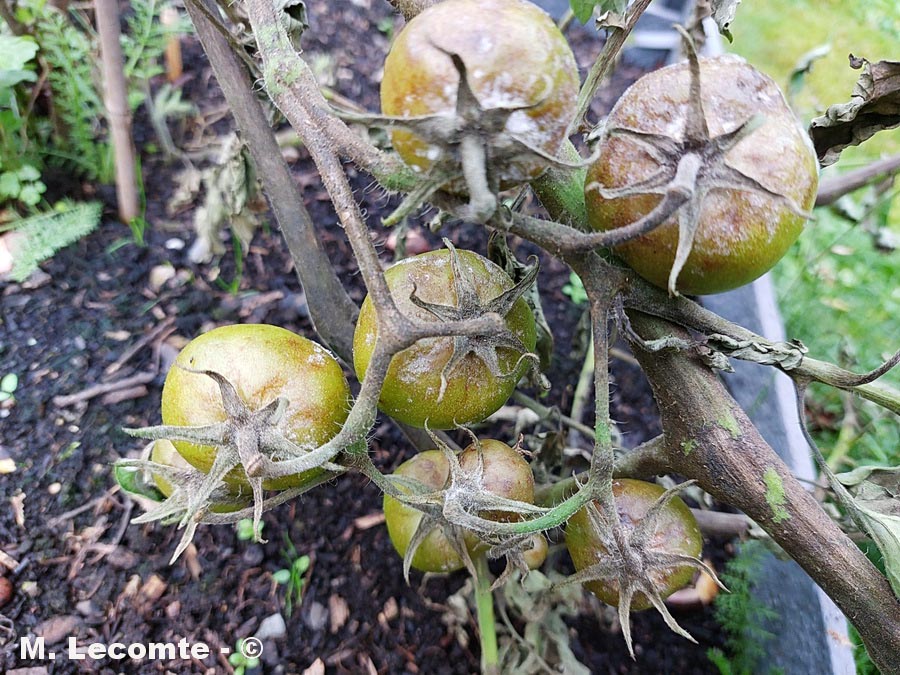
1,2,728,673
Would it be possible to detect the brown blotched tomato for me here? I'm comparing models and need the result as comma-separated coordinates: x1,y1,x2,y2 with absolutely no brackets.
380,0,578,185
585,55,818,295
383,440,535,573
565,479,702,610
353,248,536,429
161,324,350,491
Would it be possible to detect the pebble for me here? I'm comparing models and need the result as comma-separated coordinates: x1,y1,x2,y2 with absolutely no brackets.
255,613,286,641
305,601,328,632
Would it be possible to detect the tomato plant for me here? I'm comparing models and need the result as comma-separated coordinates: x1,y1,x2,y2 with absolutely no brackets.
380,0,578,186
565,479,703,610
353,246,537,429
161,324,351,490
585,55,819,295
383,440,535,574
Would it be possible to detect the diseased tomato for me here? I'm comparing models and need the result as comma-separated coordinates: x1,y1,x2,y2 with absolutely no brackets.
380,0,578,185
585,55,818,295
383,440,535,573
565,479,702,610
161,324,351,491
353,248,536,429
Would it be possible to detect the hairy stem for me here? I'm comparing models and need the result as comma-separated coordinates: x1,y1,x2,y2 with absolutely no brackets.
568,0,654,136
185,0,359,361
474,553,500,675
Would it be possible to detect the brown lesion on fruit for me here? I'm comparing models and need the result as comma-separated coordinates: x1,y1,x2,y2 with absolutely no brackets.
392,431,548,586
408,239,540,403
586,27,812,296
562,480,725,659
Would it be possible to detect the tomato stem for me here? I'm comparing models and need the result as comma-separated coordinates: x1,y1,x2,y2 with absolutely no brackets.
473,553,499,675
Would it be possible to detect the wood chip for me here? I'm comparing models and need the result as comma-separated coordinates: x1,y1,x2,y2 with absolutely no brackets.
10,493,24,527
184,543,202,580
139,574,168,604
378,597,398,628
353,512,385,530
0,549,19,571
301,658,326,675
360,654,377,675
35,615,81,645
328,594,349,634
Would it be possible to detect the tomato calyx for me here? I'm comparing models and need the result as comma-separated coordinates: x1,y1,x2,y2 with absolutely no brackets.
342,51,584,224
125,367,344,560
563,479,724,658
587,29,811,296
409,239,540,403
389,432,548,585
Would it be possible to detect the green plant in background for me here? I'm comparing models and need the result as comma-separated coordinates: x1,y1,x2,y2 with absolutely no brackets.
227,638,261,675
236,517,265,541
4,201,101,281
274,533,311,618
707,541,783,675
0,372,18,403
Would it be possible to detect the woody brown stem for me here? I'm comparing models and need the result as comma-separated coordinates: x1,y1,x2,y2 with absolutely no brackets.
629,312,900,675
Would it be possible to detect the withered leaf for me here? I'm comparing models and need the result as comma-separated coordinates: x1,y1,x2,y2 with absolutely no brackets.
809,56,900,166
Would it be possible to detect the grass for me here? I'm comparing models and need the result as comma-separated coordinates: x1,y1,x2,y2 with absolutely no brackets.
728,1,900,469
728,5,899,670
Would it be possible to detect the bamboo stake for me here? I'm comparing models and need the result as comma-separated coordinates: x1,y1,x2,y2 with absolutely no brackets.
95,0,139,222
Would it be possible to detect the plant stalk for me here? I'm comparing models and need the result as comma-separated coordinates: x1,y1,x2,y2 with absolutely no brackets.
473,553,499,675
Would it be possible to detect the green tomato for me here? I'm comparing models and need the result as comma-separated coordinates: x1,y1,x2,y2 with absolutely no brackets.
565,479,703,610
383,440,535,573
353,249,536,429
149,439,249,514
161,324,350,491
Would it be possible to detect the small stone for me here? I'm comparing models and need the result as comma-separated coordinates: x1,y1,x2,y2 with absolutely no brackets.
255,613,286,641
149,265,176,292
75,600,96,616
165,237,185,251
305,601,328,632
47,482,61,495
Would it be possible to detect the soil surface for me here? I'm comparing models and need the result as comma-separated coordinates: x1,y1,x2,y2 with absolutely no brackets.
1,2,728,673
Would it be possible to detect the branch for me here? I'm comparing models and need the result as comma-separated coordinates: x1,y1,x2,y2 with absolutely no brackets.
816,153,900,206
629,312,900,674
568,0,654,136
242,1,414,191
185,0,359,362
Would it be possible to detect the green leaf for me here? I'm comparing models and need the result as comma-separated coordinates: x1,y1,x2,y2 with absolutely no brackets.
0,373,18,394
570,0,598,24
114,463,166,502
0,69,37,89
0,171,20,198
18,183,42,206
16,165,41,182
293,554,311,574
10,202,102,281
0,36,38,71
272,569,291,584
